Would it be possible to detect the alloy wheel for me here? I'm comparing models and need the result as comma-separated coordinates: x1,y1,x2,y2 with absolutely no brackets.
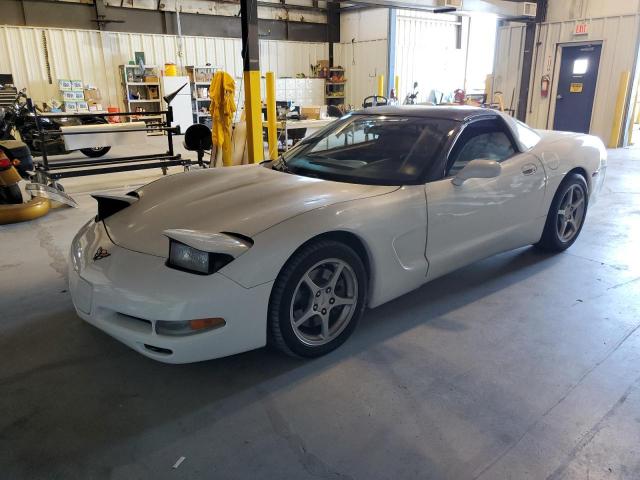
556,184,586,243
289,259,358,346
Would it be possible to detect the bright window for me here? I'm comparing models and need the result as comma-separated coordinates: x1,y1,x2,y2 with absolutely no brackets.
573,58,589,75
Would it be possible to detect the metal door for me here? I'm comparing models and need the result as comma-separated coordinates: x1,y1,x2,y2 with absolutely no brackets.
553,44,602,133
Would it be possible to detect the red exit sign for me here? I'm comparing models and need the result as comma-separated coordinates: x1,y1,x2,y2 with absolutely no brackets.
575,22,589,35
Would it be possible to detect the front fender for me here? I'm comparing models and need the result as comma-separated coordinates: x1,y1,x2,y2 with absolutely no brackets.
220,185,428,308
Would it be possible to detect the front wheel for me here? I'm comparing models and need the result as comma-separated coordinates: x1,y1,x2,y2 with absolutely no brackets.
536,173,588,252
268,240,368,358
80,146,111,158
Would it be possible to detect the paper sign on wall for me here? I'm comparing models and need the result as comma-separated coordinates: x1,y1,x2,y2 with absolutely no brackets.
570,83,584,93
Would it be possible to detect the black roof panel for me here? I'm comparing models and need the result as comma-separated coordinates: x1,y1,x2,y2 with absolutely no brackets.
351,105,499,122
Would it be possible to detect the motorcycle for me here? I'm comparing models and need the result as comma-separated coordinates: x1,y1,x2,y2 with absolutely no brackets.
0,139,78,224
0,88,111,158
403,81,419,105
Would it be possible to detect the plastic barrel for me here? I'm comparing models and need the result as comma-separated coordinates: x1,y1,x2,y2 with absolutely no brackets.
107,106,120,123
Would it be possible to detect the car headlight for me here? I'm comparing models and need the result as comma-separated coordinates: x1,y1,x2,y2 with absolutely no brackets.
167,239,234,275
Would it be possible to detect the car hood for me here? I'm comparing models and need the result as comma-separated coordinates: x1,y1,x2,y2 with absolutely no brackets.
104,164,398,257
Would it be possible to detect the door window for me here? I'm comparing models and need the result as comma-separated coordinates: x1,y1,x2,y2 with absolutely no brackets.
447,119,517,176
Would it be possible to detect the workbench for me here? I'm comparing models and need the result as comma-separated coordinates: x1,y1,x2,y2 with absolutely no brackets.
262,118,337,150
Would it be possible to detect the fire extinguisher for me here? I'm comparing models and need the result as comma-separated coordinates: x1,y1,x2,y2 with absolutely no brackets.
541,75,550,98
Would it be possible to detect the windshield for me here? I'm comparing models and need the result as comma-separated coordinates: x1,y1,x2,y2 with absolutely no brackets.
277,114,457,185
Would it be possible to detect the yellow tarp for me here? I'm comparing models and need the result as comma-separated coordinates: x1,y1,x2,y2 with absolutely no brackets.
209,71,236,166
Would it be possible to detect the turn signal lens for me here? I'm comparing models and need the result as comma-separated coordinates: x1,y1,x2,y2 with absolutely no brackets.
190,318,226,330
156,318,226,336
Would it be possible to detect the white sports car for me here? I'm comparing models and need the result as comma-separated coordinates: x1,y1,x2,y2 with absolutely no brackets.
69,106,606,363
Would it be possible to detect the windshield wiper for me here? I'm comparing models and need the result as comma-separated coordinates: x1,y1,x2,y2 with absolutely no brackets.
273,155,291,173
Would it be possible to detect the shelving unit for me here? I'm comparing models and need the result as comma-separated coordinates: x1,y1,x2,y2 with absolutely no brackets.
186,65,218,127
119,65,163,134
325,67,346,104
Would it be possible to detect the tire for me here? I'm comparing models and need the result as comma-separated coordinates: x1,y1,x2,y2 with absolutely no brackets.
0,184,23,204
536,173,589,252
268,240,368,358
80,146,111,158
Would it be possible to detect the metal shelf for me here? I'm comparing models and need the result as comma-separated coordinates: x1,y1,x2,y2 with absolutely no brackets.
128,99,161,103
127,82,159,86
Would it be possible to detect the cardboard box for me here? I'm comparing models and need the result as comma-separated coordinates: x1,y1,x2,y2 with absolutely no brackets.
71,80,83,91
83,89,102,102
62,91,75,101
301,105,326,120
76,101,89,112
73,91,85,100
64,101,77,112
58,79,72,91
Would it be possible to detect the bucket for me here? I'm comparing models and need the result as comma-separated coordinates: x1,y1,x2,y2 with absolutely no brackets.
107,106,120,123
165,63,178,76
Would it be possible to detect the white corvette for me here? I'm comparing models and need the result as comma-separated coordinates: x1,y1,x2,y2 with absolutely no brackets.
69,106,606,363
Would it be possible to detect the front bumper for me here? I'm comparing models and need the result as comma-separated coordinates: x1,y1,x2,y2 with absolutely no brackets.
69,220,273,363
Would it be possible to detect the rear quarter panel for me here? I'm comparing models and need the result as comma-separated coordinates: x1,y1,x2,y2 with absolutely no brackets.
533,131,606,212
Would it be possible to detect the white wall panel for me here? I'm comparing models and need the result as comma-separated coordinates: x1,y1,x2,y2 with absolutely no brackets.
0,25,327,111
335,8,389,107
492,24,525,113
334,39,388,107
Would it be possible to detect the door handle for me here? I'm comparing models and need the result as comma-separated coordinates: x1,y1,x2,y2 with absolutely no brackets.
522,164,537,176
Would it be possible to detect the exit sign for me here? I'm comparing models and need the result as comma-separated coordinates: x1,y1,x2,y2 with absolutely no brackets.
575,22,589,35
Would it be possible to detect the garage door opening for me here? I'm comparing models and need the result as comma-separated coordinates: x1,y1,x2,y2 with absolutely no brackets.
391,10,497,105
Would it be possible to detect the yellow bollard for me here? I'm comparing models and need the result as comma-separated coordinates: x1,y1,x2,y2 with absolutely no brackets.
266,72,278,160
609,70,631,148
378,75,385,97
395,75,399,100
243,70,264,163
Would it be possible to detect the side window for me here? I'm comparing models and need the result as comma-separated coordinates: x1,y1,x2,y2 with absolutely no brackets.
447,120,517,176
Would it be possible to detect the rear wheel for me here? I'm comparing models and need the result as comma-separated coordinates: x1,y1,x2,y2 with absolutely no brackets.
269,240,368,358
81,146,111,158
536,173,588,252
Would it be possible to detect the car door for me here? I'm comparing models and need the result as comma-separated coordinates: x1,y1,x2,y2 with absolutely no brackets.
424,117,546,281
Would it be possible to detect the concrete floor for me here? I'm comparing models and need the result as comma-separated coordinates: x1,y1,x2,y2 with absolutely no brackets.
1,139,640,479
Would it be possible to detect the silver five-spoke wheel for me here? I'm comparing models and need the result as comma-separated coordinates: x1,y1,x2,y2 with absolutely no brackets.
290,259,358,346
537,173,588,252
556,184,586,243
269,240,367,357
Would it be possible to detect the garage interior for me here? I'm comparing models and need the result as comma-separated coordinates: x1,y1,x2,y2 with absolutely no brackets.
2,0,640,479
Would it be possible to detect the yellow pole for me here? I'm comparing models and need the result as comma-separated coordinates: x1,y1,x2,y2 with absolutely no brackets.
485,74,493,104
243,70,264,163
609,70,631,148
378,74,385,97
266,72,278,160
395,75,399,100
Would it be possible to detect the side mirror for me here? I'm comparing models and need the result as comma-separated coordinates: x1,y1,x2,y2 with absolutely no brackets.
452,159,501,186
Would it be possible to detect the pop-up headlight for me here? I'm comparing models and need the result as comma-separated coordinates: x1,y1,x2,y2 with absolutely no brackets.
167,239,234,275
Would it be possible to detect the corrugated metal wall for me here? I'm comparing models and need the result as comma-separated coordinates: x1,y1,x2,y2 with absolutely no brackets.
492,24,525,114
0,25,328,109
494,15,640,142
